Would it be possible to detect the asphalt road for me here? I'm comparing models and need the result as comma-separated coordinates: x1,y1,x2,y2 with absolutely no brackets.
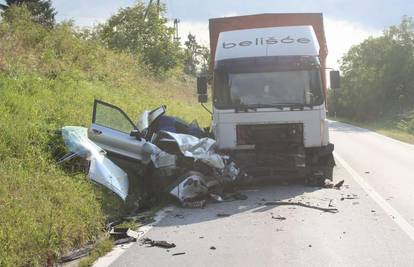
97,121,414,267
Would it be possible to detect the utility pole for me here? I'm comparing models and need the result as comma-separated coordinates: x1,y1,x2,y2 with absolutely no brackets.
173,18,180,42
144,0,161,20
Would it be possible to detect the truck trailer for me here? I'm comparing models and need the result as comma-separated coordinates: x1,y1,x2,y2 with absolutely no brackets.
197,13,339,184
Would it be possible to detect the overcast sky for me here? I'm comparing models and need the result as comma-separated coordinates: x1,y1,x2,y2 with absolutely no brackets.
29,1,414,68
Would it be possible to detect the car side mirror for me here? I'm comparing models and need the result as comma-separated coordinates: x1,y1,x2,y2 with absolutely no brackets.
330,70,341,89
197,76,208,103
130,129,142,140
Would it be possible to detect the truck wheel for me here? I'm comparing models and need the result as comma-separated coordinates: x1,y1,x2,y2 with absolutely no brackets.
305,155,335,186
305,173,326,186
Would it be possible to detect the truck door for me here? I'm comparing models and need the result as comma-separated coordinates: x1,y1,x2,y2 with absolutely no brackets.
88,100,146,162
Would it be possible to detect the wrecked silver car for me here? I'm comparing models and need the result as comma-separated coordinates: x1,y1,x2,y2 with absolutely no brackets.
60,100,249,206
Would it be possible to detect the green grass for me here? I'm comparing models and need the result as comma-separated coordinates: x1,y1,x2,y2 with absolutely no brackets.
0,7,210,266
330,116,414,144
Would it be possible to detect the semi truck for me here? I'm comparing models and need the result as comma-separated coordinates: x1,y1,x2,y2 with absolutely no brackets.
197,13,340,184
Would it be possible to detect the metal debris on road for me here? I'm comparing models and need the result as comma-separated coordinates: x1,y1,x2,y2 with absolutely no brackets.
109,228,139,245
271,215,287,220
264,201,339,213
114,237,137,245
334,180,344,189
340,195,359,201
172,252,186,256
324,179,344,189
182,199,206,209
141,238,176,249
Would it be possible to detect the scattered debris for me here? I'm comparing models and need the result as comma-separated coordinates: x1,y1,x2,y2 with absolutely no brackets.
217,213,231,217
109,228,139,245
271,215,286,220
114,237,137,245
324,179,334,188
230,192,248,200
371,209,376,213
340,195,359,201
210,193,224,202
365,171,370,174
334,180,344,189
324,179,344,189
141,238,176,249
264,201,338,213
123,212,156,226
172,252,186,256
60,245,94,262
210,246,216,250
182,199,206,209
328,199,334,207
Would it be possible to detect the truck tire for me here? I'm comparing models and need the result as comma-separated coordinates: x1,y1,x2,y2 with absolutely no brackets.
305,153,335,186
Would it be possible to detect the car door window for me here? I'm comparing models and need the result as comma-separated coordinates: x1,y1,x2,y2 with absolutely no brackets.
93,100,136,134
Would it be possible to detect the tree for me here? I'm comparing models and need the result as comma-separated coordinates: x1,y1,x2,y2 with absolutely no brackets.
329,16,414,121
98,1,182,74
0,0,56,27
183,33,210,75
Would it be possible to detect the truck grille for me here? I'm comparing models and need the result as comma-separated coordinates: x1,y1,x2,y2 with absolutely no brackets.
236,123,303,148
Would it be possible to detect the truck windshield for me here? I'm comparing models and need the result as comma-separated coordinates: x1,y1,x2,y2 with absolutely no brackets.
215,69,324,108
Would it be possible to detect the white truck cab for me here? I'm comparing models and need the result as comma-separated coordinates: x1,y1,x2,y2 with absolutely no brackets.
197,15,338,184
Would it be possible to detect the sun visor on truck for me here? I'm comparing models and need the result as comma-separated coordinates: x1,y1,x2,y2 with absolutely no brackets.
215,25,319,63
214,56,320,73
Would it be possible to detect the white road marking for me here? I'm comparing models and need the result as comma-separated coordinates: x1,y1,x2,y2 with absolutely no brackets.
93,207,174,267
334,151,414,241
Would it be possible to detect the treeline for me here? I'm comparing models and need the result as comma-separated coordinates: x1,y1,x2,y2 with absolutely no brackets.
0,0,209,75
329,17,414,133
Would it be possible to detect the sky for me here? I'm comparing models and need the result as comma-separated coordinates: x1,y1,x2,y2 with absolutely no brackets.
11,0,414,68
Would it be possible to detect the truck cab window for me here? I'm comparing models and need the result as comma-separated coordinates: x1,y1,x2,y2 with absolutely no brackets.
214,69,323,108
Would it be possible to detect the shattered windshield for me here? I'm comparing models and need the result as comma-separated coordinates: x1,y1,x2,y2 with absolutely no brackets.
215,69,323,108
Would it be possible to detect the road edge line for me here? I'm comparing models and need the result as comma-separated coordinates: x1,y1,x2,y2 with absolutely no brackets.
92,206,174,267
334,151,414,241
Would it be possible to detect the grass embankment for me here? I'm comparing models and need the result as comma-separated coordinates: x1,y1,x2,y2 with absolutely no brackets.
0,8,209,266
330,116,414,144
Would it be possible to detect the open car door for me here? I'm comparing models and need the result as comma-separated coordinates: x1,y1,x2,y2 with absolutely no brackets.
88,100,147,163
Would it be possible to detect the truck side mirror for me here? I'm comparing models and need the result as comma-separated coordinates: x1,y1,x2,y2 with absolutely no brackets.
330,70,341,89
197,76,208,103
